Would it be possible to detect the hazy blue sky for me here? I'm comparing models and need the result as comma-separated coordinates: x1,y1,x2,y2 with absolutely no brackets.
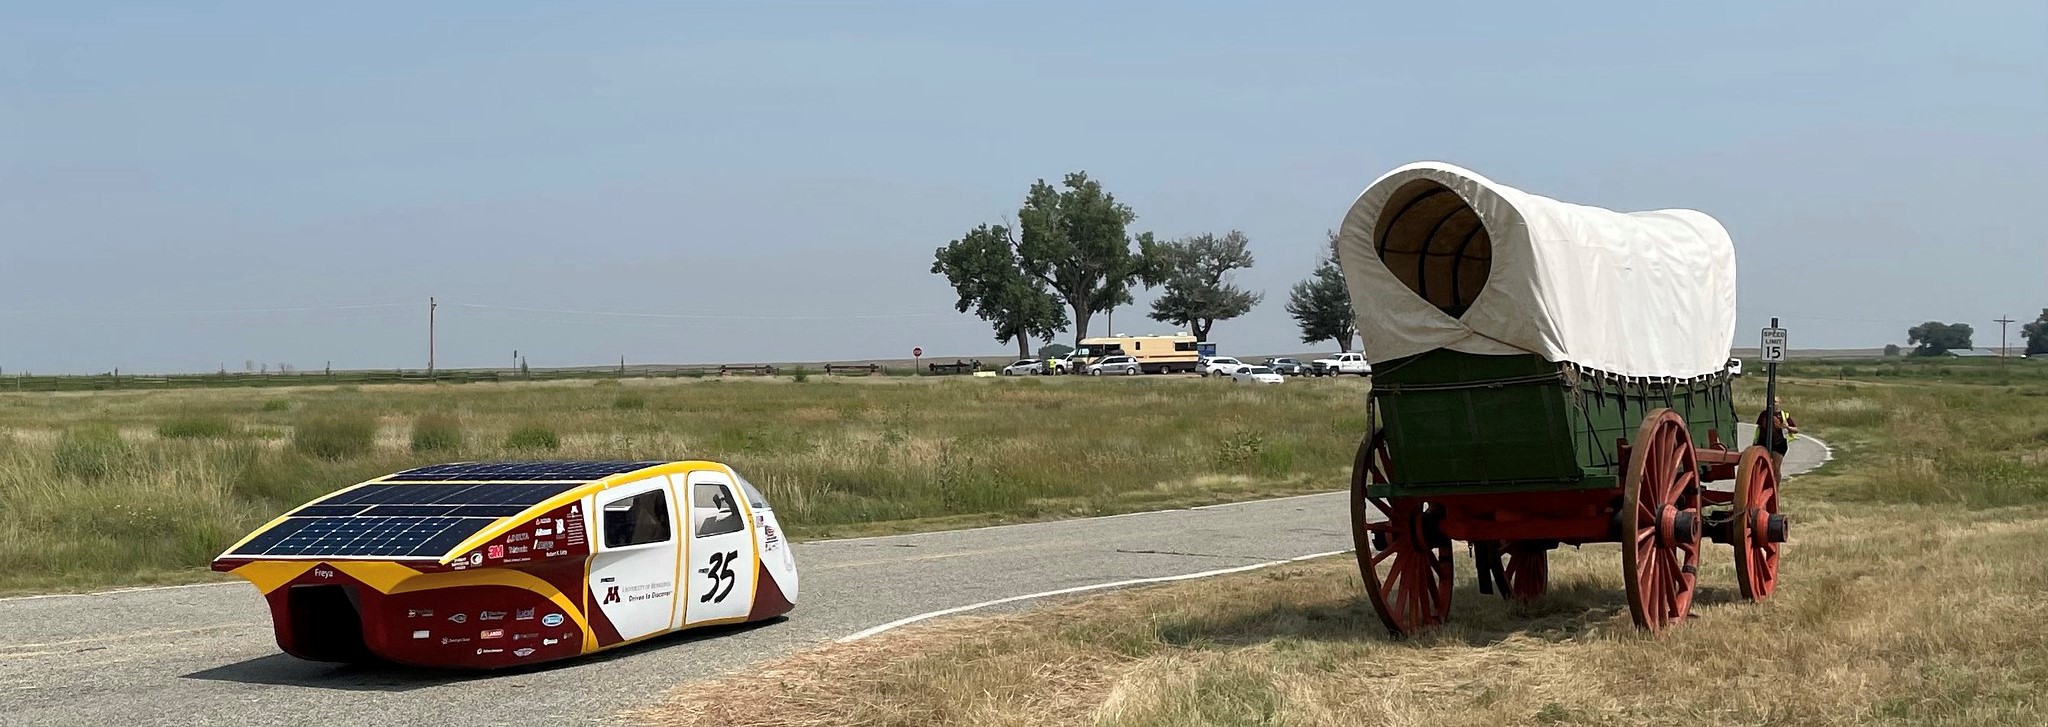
4,1,2043,373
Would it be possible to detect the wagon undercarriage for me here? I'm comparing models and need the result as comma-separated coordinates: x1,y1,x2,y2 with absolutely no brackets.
1350,409,1789,635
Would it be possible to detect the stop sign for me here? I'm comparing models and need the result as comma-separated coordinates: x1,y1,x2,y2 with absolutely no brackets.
912,347,923,357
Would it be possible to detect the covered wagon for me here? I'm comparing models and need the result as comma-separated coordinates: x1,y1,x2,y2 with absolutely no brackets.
1334,162,1786,634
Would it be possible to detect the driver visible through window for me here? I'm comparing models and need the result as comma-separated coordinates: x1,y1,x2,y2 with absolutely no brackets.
694,483,744,537
602,489,670,548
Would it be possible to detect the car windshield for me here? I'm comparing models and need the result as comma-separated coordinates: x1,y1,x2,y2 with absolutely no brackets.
1245,366,1274,375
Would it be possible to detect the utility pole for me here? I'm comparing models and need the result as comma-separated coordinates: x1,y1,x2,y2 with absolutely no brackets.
428,296,438,375
1995,316,2015,369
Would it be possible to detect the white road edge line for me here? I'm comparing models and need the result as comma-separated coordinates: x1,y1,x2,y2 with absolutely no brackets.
837,549,1352,643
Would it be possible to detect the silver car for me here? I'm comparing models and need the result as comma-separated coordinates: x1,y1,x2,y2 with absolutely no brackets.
1001,359,1044,376
1087,355,1142,376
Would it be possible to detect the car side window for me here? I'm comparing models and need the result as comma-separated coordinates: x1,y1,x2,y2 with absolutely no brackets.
602,489,671,548
693,483,746,537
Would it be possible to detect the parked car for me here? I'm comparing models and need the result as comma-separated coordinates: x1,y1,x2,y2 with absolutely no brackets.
1001,359,1044,376
1726,357,1744,377
1231,365,1284,384
1310,352,1372,377
1087,355,1142,376
1200,356,1246,377
1263,357,1308,376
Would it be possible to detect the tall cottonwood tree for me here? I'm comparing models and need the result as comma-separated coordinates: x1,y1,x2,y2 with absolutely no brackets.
1286,231,1357,351
931,223,1068,358
1014,172,1160,345
1147,231,1262,342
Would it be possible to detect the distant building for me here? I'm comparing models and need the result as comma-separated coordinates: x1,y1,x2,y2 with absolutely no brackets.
1943,348,2003,358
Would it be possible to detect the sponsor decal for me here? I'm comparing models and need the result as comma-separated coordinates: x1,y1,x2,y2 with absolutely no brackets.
313,568,336,579
512,632,540,641
544,550,568,558
515,608,535,620
507,545,529,555
448,613,469,624
479,610,507,621
542,613,565,627
486,544,505,559
534,526,554,537
615,580,674,603
481,629,504,639
507,532,530,543
601,586,620,605
476,648,503,655
407,609,435,619
412,630,430,639
514,648,535,658
535,540,555,550
554,518,565,532
467,552,484,566
441,637,470,645
542,638,559,646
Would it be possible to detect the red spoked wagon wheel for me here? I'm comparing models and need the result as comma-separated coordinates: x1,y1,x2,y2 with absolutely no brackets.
1621,409,1703,632
1475,541,1548,603
1731,445,1784,601
1351,431,1454,636
1501,542,1549,602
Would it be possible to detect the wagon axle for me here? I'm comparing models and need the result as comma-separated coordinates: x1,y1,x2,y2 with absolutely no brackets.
1703,512,1789,545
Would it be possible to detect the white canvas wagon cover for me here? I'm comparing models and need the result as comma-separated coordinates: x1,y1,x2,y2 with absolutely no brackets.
1334,162,1736,379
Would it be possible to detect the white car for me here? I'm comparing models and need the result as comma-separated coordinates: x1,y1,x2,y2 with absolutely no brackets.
1726,357,1743,377
1200,356,1246,377
1001,359,1044,376
1310,352,1372,377
1088,355,1142,376
1230,365,1284,384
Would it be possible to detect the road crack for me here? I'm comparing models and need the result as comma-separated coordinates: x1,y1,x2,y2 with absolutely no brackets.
1114,548,1271,562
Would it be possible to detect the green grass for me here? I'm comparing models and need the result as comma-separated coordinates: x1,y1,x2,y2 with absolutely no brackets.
503,423,562,451
409,412,464,453
155,413,238,439
291,410,378,461
0,375,1369,593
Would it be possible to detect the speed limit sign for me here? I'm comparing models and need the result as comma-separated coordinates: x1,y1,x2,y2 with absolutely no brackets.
1761,327,1788,363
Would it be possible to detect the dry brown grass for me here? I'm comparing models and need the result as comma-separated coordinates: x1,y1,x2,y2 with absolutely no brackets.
632,501,2048,727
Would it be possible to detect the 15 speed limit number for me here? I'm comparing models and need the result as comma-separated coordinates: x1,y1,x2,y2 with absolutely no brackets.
1761,327,1788,363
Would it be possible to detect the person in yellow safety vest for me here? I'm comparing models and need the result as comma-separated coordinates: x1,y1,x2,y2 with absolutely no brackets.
1755,395,1799,461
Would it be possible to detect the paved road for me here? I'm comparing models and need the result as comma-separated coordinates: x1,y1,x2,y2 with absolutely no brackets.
0,431,1825,727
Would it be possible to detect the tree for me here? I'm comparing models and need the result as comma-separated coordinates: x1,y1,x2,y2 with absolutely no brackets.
1146,231,1263,341
1286,231,1357,352
931,223,1069,359
1015,172,1161,345
1883,344,1902,357
1907,321,1974,356
2023,309,2048,356
1038,343,1073,359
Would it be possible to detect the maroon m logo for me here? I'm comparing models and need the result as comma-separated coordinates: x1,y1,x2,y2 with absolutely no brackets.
601,586,620,605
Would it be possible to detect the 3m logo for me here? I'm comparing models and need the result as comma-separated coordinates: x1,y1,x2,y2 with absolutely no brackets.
601,586,620,605
486,545,504,559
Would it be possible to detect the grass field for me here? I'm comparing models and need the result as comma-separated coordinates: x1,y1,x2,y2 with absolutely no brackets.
0,374,1370,594
636,359,2048,727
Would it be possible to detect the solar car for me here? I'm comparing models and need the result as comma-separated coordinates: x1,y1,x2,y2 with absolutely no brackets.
211,460,798,669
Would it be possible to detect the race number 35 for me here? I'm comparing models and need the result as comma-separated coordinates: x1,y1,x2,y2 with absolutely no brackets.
700,550,740,603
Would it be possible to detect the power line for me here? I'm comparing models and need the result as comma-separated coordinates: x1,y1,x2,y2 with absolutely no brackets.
442,302,942,321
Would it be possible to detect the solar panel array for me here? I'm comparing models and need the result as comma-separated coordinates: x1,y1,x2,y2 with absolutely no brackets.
227,462,660,559
383,461,665,482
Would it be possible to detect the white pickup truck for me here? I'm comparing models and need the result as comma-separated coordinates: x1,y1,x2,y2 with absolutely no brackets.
1310,352,1372,377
